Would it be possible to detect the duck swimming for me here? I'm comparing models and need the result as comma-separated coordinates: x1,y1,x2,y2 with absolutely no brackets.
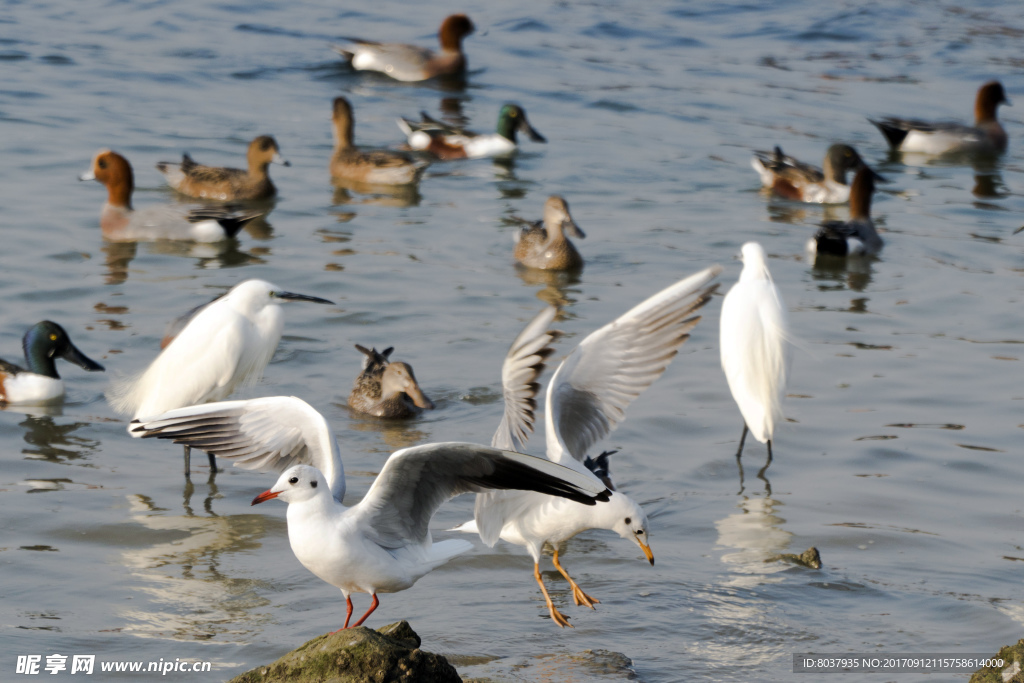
81,150,262,242
334,14,474,82
751,144,871,204
156,135,289,201
330,97,429,186
514,196,585,271
807,167,883,257
870,81,1010,155
398,104,546,160
347,345,434,418
0,321,104,405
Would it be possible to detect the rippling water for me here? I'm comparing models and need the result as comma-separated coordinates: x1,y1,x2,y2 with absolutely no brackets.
2,1,1024,681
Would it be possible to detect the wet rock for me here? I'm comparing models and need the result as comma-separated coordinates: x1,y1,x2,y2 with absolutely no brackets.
461,648,637,681
228,621,460,683
766,546,822,569
969,639,1024,683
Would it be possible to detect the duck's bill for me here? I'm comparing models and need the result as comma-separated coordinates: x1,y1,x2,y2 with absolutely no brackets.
519,119,547,143
406,383,435,410
251,489,280,505
274,291,334,305
273,153,291,167
79,170,96,181
565,219,586,239
868,167,889,183
61,343,105,372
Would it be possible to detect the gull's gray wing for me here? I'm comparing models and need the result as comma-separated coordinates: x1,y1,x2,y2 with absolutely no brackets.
491,306,561,452
545,265,722,467
354,442,610,550
130,396,345,502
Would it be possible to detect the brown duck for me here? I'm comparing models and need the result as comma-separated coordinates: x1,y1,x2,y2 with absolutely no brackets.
156,135,290,201
514,196,585,271
330,97,429,186
347,345,434,418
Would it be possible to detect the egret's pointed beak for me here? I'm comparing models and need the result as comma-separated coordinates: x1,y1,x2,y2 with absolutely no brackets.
637,537,654,566
519,117,546,143
251,489,281,505
273,152,291,167
59,342,104,372
273,291,334,305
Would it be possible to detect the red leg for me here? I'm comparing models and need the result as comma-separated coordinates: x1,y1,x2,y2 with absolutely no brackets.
331,595,355,634
350,594,379,628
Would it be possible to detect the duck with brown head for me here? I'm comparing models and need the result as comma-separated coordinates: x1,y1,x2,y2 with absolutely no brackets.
869,80,1011,155
81,150,263,242
330,97,429,186
347,344,434,419
333,14,474,82
156,135,289,201
514,195,586,271
807,166,885,257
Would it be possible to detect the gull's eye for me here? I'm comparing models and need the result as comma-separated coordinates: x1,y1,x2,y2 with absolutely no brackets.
310,481,318,488
288,477,298,484
624,517,631,525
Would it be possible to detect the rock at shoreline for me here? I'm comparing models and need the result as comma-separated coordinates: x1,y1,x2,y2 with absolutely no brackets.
969,639,1024,683
229,621,460,683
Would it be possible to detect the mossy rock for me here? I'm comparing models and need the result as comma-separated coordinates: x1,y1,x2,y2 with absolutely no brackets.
969,639,1024,683
229,621,460,683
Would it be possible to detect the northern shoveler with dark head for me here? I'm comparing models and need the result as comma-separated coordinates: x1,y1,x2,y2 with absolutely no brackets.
156,135,289,201
0,321,104,405
398,104,546,160
751,144,875,204
870,81,1010,155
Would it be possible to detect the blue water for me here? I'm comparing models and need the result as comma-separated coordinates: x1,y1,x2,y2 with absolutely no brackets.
1,0,1023,681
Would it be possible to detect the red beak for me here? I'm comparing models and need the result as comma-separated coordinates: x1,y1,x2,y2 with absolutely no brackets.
251,489,281,506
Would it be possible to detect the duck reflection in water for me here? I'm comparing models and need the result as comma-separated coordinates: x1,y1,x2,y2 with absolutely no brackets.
809,251,874,294
332,182,422,208
16,413,98,465
100,240,266,286
514,265,582,312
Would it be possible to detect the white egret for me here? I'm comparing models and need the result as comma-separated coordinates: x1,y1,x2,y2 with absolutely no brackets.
455,266,721,627
719,242,791,470
109,279,333,475
131,396,611,630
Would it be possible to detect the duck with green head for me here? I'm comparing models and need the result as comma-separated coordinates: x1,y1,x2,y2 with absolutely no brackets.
0,322,104,405
398,103,546,160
